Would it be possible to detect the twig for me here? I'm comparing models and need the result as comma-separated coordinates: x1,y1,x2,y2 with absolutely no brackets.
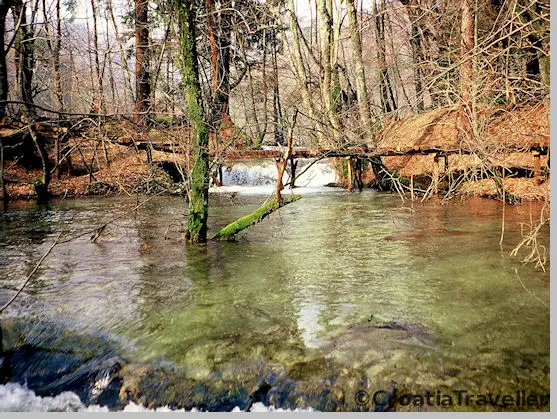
0,231,64,314
499,176,505,246
0,193,168,312
514,268,549,309
510,204,549,271
57,191,166,245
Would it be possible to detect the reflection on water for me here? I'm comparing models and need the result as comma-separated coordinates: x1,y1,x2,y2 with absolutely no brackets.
0,191,550,410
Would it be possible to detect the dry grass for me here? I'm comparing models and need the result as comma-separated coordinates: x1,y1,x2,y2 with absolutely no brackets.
375,100,550,202
459,178,549,201
376,100,549,152
383,153,548,178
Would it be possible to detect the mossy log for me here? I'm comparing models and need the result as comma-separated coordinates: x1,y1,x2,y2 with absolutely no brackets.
212,195,301,240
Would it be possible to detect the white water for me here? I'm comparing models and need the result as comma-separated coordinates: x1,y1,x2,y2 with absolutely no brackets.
0,383,315,412
211,158,337,195
0,383,109,412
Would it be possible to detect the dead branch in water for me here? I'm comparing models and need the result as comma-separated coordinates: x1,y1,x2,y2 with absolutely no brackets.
514,268,549,309
58,191,166,245
510,204,549,271
0,230,65,314
0,192,169,313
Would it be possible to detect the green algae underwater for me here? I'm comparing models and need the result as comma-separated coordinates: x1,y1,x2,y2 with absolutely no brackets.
0,191,549,411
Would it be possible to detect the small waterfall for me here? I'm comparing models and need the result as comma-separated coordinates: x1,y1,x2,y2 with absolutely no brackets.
216,158,337,193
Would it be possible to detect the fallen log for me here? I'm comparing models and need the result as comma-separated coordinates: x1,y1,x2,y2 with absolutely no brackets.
211,195,301,240
212,110,301,241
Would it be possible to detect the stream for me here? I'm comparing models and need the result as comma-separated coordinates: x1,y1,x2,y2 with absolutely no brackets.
0,159,550,411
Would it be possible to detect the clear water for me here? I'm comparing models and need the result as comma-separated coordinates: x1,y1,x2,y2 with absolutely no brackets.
0,185,550,411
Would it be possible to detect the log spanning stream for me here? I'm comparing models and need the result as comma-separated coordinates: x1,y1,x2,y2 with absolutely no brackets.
0,159,550,411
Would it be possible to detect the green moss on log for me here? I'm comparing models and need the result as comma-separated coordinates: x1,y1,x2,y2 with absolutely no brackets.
212,195,301,240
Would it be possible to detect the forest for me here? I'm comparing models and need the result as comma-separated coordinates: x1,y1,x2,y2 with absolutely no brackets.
0,0,551,413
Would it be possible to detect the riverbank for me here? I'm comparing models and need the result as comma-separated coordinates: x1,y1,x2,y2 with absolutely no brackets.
0,139,549,203
0,101,550,203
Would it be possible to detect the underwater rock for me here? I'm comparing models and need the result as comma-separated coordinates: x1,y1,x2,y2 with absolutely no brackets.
3,345,124,409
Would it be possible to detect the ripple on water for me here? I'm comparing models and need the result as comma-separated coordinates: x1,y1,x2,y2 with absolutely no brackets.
0,193,549,411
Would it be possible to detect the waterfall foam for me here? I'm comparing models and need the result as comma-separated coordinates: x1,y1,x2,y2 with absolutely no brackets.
0,383,315,412
212,158,337,195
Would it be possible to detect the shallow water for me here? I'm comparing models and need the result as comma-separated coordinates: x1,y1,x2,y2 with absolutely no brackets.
0,181,550,411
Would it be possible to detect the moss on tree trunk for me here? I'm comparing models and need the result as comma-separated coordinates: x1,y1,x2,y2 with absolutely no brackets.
212,195,300,241
177,0,210,243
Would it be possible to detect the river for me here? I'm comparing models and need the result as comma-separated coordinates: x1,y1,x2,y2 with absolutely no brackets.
0,160,550,411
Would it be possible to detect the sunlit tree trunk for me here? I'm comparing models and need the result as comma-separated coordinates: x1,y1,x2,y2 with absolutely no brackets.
459,0,474,106
345,0,373,143
317,0,340,133
281,0,325,145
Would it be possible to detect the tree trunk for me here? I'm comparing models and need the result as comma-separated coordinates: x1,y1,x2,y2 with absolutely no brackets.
29,127,51,201
401,0,446,109
134,0,150,125
14,0,35,117
0,137,7,204
373,0,397,115
347,157,353,192
238,30,261,142
177,0,210,243
207,0,230,126
317,0,340,134
53,0,62,178
0,1,11,121
206,1,232,149
280,0,326,145
258,29,268,145
107,0,134,105
271,39,283,145
459,0,474,106
345,0,373,143
401,0,425,111
409,23,424,112
206,0,219,96
53,0,62,110
90,0,104,113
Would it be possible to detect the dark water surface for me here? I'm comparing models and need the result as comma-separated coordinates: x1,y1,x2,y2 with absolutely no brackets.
0,191,550,411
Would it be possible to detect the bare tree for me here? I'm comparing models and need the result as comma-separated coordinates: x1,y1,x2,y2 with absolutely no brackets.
134,0,150,125
0,0,13,120
345,0,373,142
